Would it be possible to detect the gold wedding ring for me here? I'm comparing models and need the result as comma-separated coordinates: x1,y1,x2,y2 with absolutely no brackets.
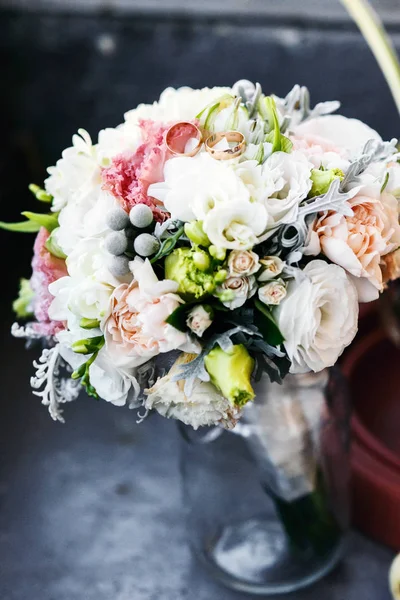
165,122,203,157
205,131,246,160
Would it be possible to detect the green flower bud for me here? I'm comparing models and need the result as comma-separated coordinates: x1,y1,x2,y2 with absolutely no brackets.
204,344,255,407
216,290,235,303
29,183,52,203
45,227,67,259
204,281,215,294
79,317,101,330
72,335,104,355
214,269,228,284
12,278,34,318
193,250,211,271
309,168,344,198
209,245,226,261
165,247,217,300
184,221,210,247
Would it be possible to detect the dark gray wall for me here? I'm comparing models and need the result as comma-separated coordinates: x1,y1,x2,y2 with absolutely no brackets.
1,7,400,306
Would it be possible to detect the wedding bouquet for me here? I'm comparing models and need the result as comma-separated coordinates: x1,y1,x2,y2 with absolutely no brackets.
5,80,400,428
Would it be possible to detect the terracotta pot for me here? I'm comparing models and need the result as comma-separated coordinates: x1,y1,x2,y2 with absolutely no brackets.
342,329,400,550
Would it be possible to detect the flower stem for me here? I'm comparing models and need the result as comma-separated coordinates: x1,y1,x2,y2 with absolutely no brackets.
268,469,342,558
340,0,400,114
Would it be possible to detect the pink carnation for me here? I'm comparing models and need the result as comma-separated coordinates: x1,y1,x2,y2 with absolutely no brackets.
102,119,171,221
31,227,67,335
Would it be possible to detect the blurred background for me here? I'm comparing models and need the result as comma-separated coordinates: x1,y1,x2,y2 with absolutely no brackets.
1,0,400,311
0,1,399,599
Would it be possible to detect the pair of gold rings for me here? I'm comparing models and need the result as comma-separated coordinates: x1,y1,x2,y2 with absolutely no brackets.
165,122,246,160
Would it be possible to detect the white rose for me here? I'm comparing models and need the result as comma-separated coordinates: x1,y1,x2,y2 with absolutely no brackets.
203,201,268,250
258,280,287,306
293,115,381,160
124,86,231,127
275,260,358,374
148,152,251,223
144,355,240,430
228,250,260,276
186,305,213,337
217,275,257,310
258,256,285,281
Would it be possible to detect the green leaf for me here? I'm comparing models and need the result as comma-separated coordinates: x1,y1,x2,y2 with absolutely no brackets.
381,171,390,192
166,302,196,332
262,96,292,155
21,211,59,232
71,347,103,399
196,93,233,121
254,299,284,346
0,219,41,233
280,135,293,153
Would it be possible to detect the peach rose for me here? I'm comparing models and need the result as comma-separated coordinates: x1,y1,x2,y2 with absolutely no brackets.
103,258,199,368
305,191,400,302
382,248,400,285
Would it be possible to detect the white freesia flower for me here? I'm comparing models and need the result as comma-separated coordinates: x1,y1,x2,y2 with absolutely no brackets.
124,86,231,127
66,237,124,287
293,115,382,160
56,189,120,256
186,305,213,337
228,250,261,277
96,125,142,166
89,352,139,407
45,130,100,213
45,127,139,214
275,260,358,374
217,275,257,309
48,237,125,323
56,329,139,407
49,276,113,322
258,280,287,306
144,355,239,430
148,152,251,223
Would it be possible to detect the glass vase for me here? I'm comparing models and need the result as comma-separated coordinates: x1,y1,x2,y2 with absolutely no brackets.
179,368,350,595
